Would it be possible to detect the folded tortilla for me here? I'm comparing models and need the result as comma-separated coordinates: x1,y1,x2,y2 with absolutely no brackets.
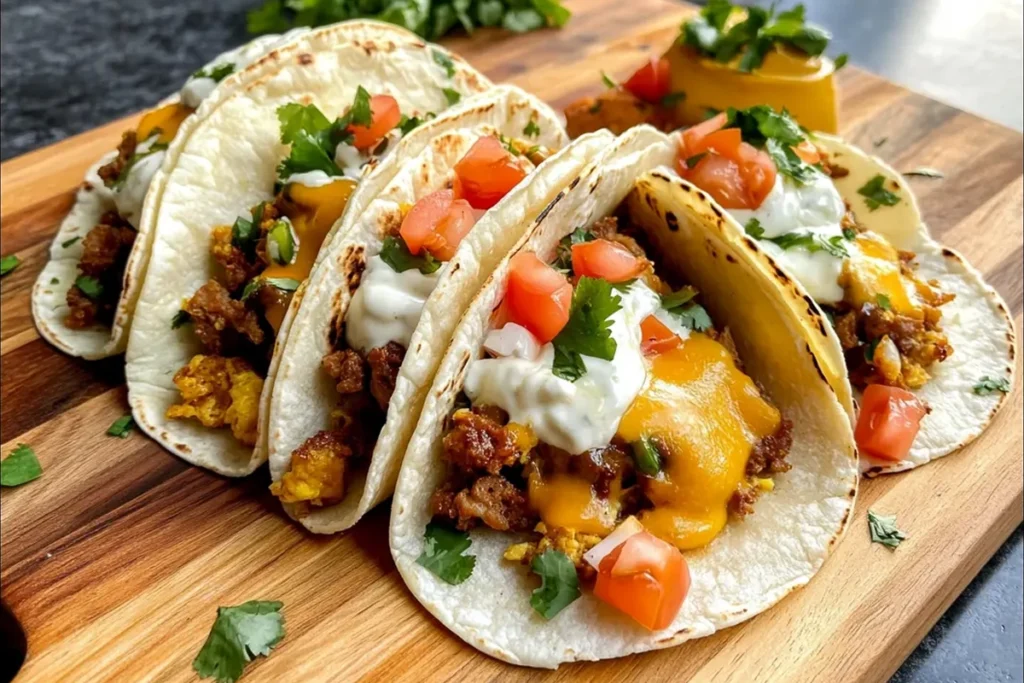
126,21,492,476
265,85,616,533
390,127,858,668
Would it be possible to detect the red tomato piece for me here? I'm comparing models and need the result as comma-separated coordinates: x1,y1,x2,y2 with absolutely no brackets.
640,315,680,355
735,142,777,206
453,137,527,210
430,199,476,260
686,127,742,159
594,531,690,631
678,154,750,209
348,95,401,150
680,111,728,156
505,251,572,343
623,56,672,103
400,190,453,255
571,239,647,283
854,384,928,462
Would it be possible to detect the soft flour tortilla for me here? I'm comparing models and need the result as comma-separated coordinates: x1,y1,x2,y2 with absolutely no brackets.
390,128,857,669
672,133,1016,475
31,31,308,361
126,21,491,476
267,86,614,534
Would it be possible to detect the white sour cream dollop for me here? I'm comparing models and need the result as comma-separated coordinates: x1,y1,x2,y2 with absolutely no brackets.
730,171,848,303
464,281,665,454
345,255,446,354
113,138,165,228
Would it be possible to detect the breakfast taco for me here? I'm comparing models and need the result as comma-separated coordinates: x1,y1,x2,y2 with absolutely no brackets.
31,28,310,360
125,21,493,476
265,86,616,534
389,127,857,668
667,105,1016,474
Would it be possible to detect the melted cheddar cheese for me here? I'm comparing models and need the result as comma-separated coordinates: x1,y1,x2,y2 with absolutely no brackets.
841,232,923,318
261,177,357,331
616,333,781,550
137,102,193,144
528,471,622,535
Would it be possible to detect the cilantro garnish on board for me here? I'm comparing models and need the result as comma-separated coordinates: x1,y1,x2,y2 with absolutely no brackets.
192,600,285,683
551,277,622,382
379,235,442,275
107,415,135,438
1,444,42,487
275,87,374,181
529,550,580,619
857,174,902,211
681,1,845,73
867,510,906,550
417,522,476,585
0,254,21,277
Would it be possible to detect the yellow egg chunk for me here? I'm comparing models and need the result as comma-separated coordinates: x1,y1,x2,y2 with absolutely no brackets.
137,102,193,143
841,232,923,317
616,334,781,550
260,177,358,330
664,44,839,133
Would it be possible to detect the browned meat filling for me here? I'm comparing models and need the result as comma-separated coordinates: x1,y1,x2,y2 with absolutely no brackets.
322,349,365,394
367,341,406,410
728,419,794,517
97,131,137,186
431,474,536,532
209,201,281,293
64,210,137,329
184,280,265,357
564,89,668,139
830,252,954,390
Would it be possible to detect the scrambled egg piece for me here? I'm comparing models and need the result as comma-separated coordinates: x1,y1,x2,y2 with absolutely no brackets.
269,431,349,507
165,355,263,446
503,523,601,570
209,225,234,262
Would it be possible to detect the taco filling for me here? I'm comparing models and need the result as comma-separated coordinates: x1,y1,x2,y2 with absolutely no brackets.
62,35,298,332
420,211,793,630
271,133,550,512
674,106,955,461
166,88,423,445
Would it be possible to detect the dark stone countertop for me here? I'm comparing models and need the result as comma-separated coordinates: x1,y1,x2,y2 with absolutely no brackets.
1,1,1021,681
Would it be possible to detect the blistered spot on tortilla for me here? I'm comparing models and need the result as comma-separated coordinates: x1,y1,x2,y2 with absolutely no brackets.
298,53,313,65
342,245,367,290
510,100,529,114
644,191,658,213
806,342,829,384
770,261,791,285
1007,334,1016,360
535,192,563,226
83,182,93,192
568,176,580,191
651,170,673,183
726,253,736,263
379,209,404,239
416,342,423,353
450,262,460,274
175,442,191,454
665,211,679,232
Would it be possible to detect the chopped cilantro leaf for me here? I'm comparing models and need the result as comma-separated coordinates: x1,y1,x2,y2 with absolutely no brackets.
529,550,580,619
432,48,456,78
551,277,621,381
241,277,299,301
398,114,430,136
842,226,857,240
523,119,541,138
744,218,765,238
231,204,264,259
192,62,235,83
416,522,476,585
1,254,21,276
875,293,891,310
110,143,169,190
62,236,81,248
268,219,296,265
348,86,373,127
858,174,901,211
833,53,849,70
661,91,686,108
275,101,348,181
727,105,805,147
553,228,594,272
766,137,818,184
600,70,617,89
1,444,42,487
867,510,906,549
683,152,707,170
192,600,285,683
107,415,135,438
442,87,461,106
379,235,442,275
973,376,1011,395
50,277,59,285
767,230,849,259
171,309,192,329
661,286,712,331
75,275,104,300
631,437,662,476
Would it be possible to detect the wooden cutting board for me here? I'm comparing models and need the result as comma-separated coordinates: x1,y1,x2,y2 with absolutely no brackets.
2,1,1022,680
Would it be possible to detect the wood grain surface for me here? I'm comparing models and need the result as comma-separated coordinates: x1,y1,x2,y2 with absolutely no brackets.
2,1,1022,681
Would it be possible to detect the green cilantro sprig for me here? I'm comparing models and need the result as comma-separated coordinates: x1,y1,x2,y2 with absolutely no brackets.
192,63,235,83
973,376,1011,395
718,105,819,185
107,415,135,438
416,522,476,585
661,286,712,331
529,550,580,619
857,174,901,211
0,254,21,277
553,227,594,273
379,236,442,274
1,444,42,487
192,600,285,683
680,1,844,73
247,0,570,41
867,510,906,549
551,277,622,382
75,275,105,300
